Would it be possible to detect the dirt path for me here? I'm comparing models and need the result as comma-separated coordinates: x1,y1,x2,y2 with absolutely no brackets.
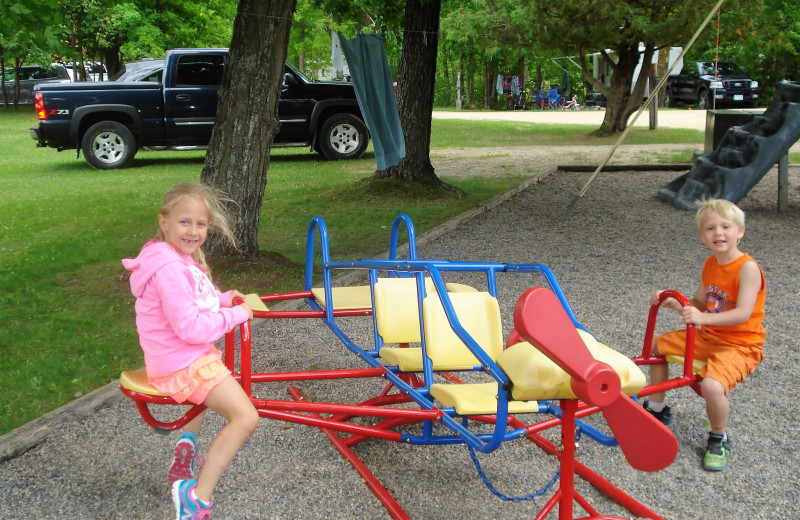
432,107,708,130
429,108,800,180
431,143,700,179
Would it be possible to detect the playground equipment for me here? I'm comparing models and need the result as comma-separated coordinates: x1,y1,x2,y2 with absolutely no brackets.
658,80,800,210
120,214,703,520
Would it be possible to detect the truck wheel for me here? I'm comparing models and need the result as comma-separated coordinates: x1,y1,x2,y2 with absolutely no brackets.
82,121,137,169
664,89,676,108
698,90,711,110
318,113,368,160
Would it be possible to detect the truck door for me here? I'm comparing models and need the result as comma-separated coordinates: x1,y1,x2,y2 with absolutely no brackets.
276,64,315,145
163,52,226,145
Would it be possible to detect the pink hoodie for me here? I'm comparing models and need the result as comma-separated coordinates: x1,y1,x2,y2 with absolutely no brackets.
122,240,249,375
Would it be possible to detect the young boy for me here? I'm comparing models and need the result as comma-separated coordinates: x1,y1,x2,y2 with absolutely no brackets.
644,198,766,471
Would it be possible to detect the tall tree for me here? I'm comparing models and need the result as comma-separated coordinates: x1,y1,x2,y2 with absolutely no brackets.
688,0,794,102
373,0,445,186
200,0,297,256
1,0,65,106
533,1,724,134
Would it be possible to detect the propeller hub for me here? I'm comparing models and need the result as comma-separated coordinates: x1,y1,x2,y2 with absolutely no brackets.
570,362,621,407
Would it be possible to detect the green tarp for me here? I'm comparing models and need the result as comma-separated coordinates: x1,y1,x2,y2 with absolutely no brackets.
338,33,405,170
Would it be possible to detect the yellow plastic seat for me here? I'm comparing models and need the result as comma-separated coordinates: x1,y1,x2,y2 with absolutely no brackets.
423,291,504,370
311,286,373,310
430,382,540,415
120,370,166,396
496,330,646,401
442,282,478,293
665,354,707,373
424,292,542,414
376,278,477,371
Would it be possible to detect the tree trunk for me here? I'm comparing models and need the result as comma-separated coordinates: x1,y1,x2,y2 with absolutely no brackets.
483,62,495,110
103,46,122,78
201,0,297,256
584,45,655,135
656,48,669,108
372,0,443,185
442,56,451,106
465,57,474,108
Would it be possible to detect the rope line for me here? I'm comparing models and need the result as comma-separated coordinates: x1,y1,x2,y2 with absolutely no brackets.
467,427,583,503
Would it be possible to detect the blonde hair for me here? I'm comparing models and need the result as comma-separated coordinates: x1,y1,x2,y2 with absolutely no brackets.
157,182,238,271
695,198,745,232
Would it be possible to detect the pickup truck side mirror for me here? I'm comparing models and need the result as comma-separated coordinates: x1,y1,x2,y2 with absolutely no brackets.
283,73,296,86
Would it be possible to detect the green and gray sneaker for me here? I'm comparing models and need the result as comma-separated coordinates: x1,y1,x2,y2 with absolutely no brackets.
642,400,673,425
703,433,731,471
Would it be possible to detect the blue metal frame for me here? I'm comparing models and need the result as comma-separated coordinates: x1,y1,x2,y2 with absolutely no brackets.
299,214,619,453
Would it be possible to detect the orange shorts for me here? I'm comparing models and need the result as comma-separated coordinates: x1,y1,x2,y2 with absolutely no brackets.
148,347,232,405
655,328,763,393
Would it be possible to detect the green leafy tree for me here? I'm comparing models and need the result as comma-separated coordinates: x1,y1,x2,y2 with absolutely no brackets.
687,1,798,102
532,1,731,134
439,0,557,109
1,0,65,106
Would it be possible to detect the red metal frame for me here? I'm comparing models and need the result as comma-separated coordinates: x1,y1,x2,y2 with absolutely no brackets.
120,288,704,520
631,290,703,397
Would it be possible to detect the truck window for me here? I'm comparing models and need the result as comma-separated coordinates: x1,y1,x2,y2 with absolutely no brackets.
175,54,225,86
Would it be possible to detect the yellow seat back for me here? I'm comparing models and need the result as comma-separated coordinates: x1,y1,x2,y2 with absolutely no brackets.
374,277,432,344
423,292,504,369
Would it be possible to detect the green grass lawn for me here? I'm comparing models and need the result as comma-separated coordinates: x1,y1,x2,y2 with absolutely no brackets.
0,105,705,435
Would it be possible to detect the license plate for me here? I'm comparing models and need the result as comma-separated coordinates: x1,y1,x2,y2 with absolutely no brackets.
734,94,744,101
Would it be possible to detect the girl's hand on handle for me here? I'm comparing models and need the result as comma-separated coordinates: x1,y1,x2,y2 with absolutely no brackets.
240,302,253,320
229,290,246,306
228,290,253,320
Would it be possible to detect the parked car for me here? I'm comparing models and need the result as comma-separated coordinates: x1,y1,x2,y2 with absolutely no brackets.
31,48,369,169
61,61,108,82
2,64,70,105
110,58,164,82
665,61,759,109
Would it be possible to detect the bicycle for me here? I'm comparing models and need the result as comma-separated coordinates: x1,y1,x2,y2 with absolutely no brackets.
560,95,581,110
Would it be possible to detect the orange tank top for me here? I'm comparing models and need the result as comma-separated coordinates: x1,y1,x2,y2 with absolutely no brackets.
701,253,766,348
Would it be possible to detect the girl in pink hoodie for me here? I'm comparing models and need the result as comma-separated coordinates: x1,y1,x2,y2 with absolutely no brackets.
123,182,258,519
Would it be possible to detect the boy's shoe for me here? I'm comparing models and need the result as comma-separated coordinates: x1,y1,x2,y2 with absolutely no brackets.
171,479,213,520
703,433,731,471
642,400,674,425
168,432,201,486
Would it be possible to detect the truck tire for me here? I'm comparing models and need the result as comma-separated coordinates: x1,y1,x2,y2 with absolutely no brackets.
318,113,368,160
698,90,711,110
82,121,137,169
664,89,676,108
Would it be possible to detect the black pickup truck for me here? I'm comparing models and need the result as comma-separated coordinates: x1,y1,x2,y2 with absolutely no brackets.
664,61,759,109
31,48,369,169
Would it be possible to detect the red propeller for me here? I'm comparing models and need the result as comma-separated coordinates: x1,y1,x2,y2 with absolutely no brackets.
512,287,678,472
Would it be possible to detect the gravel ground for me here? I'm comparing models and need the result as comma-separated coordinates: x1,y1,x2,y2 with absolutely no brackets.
1,165,798,520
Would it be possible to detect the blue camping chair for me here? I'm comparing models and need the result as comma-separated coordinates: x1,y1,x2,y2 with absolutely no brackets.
547,88,562,110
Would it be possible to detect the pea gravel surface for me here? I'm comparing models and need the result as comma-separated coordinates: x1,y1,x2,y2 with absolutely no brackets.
1,166,798,520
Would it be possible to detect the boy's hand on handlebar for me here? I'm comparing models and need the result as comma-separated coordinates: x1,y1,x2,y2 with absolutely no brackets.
680,305,705,326
651,290,681,312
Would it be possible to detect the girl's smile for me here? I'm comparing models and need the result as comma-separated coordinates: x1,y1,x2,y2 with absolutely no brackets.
158,196,210,256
